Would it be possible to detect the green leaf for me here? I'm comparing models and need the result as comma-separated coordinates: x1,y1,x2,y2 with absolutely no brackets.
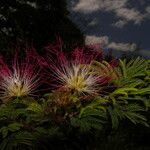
111,88,138,96
71,106,106,132
0,127,8,138
8,123,22,132
27,102,42,113
107,106,121,129
125,112,149,127
131,87,150,95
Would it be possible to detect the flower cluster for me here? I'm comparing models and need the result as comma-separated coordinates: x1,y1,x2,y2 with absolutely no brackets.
0,43,116,102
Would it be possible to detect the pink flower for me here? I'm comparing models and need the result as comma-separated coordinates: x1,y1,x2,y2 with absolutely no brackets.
45,42,105,95
0,49,41,101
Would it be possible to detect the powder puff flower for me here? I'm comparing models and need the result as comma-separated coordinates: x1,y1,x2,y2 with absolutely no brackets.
54,63,101,94
45,42,105,95
0,50,41,101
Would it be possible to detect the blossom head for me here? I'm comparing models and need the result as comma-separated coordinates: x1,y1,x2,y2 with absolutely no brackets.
0,50,41,101
58,64,101,94
45,44,104,95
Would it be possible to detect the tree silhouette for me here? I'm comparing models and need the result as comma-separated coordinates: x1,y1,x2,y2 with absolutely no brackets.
0,0,83,52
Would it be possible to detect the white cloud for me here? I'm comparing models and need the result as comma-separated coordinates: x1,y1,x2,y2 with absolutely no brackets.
99,0,128,11
85,35,109,45
72,0,100,14
115,8,144,24
88,18,98,27
72,0,127,13
71,0,149,27
146,6,150,13
107,42,137,52
146,6,150,18
85,35,137,52
85,35,150,58
112,20,127,28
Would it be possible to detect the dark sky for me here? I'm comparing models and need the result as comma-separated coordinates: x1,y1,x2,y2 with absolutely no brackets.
67,0,150,58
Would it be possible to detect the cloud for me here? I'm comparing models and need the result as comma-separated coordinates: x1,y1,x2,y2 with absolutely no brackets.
107,42,137,52
85,35,109,45
146,6,150,13
115,8,145,24
85,35,137,52
85,35,150,58
88,18,98,27
112,20,127,28
72,0,101,14
72,0,127,13
71,0,149,27
146,6,150,18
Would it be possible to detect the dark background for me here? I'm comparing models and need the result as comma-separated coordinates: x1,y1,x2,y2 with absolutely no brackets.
0,0,84,53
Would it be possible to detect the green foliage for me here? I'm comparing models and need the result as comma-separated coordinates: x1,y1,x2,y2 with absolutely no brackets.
71,104,106,132
0,57,149,149
91,60,120,81
114,57,148,87
106,58,150,128
0,131,35,150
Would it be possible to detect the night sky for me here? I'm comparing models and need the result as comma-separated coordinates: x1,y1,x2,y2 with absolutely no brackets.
67,0,150,58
